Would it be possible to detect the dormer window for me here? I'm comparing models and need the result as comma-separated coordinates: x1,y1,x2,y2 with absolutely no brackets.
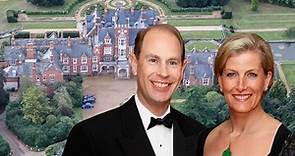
202,78,209,86
49,74,55,82
81,56,87,64
73,58,77,64
104,39,111,44
92,56,98,63
63,57,69,64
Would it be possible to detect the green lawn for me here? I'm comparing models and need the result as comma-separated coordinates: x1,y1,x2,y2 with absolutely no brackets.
21,21,76,29
185,41,218,51
281,63,295,88
0,0,89,31
181,31,224,39
167,0,295,31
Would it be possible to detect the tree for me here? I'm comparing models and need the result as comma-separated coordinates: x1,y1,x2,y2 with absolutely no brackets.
251,0,259,11
281,87,295,132
0,69,9,109
64,81,82,108
21,86,51,124
267,79,287,103
0,135,10,156
53,87,73,116
18,77,35,100
27,0,64,7
174,86,217,126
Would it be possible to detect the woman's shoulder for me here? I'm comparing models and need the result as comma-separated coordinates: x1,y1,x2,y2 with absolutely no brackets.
269,124,292,155
196,121,229,155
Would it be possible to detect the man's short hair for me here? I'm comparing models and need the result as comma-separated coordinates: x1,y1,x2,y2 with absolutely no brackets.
133,24,185,62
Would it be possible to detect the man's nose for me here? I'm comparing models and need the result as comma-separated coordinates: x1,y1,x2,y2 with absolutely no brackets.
158,63,169,78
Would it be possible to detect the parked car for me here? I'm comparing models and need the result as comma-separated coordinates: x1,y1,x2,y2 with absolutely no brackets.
82,95,96,104
81,102,94,109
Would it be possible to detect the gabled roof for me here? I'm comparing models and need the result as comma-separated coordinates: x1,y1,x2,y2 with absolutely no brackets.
184,51,216,80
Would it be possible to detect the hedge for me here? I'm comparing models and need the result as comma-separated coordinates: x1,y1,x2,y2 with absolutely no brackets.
26,0,87,15
155,0,222,13
6,10,18,23
14,32,30,39
286,27,295,39
0,135,10,156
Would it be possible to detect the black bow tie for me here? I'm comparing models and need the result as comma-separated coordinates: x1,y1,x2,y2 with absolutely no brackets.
147,113,173,130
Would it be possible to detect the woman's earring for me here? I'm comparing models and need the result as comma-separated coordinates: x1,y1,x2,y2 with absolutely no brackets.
220,87,223,92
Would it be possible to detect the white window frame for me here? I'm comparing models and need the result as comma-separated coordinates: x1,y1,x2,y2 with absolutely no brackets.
92,64,98,71
81,57,87,64
73,65,77,72
49,74,55,82
73,58,77,64
92,56,98,63
80,65,88,72
202,78,209,86
63,65,70,72
63,57,69,64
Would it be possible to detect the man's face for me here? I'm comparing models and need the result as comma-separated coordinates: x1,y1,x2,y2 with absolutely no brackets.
130,29,186,109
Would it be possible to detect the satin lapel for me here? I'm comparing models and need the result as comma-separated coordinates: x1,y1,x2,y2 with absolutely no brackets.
172,109,198,156
117,96,156,156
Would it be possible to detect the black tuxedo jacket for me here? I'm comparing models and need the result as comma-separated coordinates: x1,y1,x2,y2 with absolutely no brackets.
62,96,205,156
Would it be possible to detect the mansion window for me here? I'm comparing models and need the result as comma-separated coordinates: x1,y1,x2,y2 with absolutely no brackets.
92,64,98,71
119,49,125,56
63,65,70,72
49,74,55,82
104,56,112,62
10,60,16,65
73,65,77,72
81,65,88,72
92,56,98,63
119,39,125,46
63,57,69,64
185,80,190,86
104,47,112,55
104,39,111,44
81,57,87,64
73,58,77,64
202,78,209,86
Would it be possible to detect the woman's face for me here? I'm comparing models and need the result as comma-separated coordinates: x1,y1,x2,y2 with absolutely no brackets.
218,50,272,113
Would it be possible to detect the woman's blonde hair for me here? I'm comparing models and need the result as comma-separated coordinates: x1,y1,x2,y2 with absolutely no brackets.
214,33,274,89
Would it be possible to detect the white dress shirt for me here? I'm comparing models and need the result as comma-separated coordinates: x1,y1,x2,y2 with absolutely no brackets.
135,94,173,156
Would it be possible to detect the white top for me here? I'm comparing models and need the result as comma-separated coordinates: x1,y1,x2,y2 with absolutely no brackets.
135,94,173,156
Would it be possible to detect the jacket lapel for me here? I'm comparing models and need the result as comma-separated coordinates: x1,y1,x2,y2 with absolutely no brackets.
172,108,198,156
117,96,156,156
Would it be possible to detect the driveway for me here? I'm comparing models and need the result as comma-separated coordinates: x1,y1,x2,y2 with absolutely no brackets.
82,75,136,119
0,113,45,156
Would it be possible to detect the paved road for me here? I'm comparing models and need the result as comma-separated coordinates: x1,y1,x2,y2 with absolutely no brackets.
0,113,45,156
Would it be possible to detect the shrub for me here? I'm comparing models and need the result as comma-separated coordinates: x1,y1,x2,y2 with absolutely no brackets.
6,10,18,23
14,32,30,39
0,135,10,156
286,27,295,39
63,31,80,38
221,11,232,19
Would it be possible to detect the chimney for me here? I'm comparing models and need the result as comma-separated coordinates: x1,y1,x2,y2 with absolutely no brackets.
31,63,37,81
26,42,35,59
67,36,72,48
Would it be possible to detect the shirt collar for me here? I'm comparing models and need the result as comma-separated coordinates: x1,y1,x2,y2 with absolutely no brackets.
135,94,171,130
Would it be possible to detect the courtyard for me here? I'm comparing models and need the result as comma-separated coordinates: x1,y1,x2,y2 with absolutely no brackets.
82,75,136,119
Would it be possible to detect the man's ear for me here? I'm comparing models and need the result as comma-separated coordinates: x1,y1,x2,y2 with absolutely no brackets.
129,53,138,76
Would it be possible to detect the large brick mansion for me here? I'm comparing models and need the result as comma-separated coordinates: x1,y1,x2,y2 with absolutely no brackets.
3,7,159,90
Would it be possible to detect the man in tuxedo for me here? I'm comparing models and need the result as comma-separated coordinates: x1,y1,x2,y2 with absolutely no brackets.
62,24,205,156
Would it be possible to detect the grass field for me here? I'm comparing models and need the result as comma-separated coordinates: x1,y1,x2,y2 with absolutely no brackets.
281,62,295,88
167,0,295,31
0,0,90,31
185,40,218,51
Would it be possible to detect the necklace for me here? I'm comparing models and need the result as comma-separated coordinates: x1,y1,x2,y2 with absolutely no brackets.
222,147,231,156
223,122,233,156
